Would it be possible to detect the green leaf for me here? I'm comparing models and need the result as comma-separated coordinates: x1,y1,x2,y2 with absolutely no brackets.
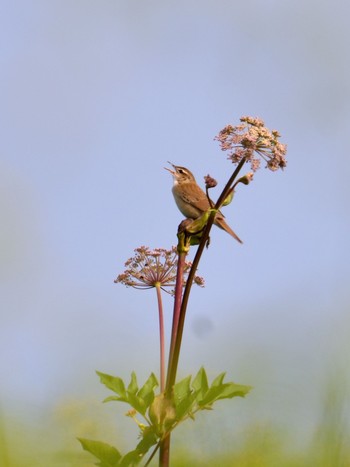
126,373,159,415
119,450,143,467
198,382,252,407
119,427,158,466
78,438,121,466
137,373,158,408
127,393,147,416
215,382,252,400
210,372,226,387
173,375,197,420
96,371,126,398
174,391,197,420
173,375,192,402
135,427,158,453
96,371,160,416
192,367,209,395
128,372,139,395
102,396,125,403
197,385,226,407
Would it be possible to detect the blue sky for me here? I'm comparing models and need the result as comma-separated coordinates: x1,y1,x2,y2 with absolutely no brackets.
1,0,350,450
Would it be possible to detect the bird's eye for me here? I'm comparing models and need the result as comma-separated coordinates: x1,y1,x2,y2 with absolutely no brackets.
179,169,184,174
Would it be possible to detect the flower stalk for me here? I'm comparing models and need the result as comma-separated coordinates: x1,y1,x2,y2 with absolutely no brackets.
166,250,187,394
155,283,166,392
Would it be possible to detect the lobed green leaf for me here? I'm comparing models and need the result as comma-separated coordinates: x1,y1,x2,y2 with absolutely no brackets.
135,426,158,454
127,393,147,416
174,391,197,420
173,375,192,402
215,382,252,400
198,380,252,407
119,450,143,467
192,367,209,396
173,375,197,419
210,372,226,387
96,371,126,398
96,371,160,416
102,396,125,404
137,372,158,408
197,385,226,407
78,438,121,466
128,372,139,395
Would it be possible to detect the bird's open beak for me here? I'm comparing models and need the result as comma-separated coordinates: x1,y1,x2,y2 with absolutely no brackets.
164,161,176,175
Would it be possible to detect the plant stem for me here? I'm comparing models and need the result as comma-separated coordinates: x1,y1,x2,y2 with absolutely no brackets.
215,157,247,210
165,251,186,394
159,252,186,466
159,434,170,467
155,283,165,393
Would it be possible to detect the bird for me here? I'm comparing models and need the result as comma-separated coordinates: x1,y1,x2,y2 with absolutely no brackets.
165,162,242,243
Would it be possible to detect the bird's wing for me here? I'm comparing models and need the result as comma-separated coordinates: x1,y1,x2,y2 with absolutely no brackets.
180,185,211,212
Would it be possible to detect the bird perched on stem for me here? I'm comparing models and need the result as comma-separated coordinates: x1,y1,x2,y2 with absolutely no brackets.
165,163,242,243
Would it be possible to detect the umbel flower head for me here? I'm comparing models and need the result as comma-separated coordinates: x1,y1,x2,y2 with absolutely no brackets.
115,246,205,293
215,116,287,172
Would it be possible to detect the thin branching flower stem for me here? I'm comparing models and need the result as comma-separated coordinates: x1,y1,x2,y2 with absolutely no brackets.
155,283,166,393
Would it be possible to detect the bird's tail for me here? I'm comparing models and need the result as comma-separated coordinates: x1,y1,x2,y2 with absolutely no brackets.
215,216,243,244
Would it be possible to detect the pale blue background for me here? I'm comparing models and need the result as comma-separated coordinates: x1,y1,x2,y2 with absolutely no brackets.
1,0,349,455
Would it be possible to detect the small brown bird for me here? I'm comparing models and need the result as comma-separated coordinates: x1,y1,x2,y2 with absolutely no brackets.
165,163,242,243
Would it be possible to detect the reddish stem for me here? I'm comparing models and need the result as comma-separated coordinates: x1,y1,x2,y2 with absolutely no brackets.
166,251,186,390
155,284,165,392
